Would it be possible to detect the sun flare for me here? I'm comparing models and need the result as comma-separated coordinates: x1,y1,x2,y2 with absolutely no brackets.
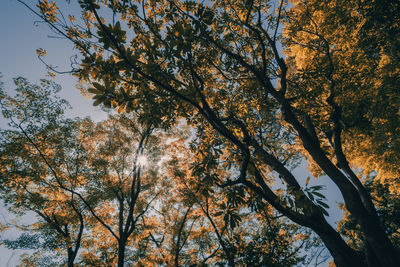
137,155,148,167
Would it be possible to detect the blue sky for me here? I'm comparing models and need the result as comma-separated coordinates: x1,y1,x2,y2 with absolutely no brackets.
0,0,107,122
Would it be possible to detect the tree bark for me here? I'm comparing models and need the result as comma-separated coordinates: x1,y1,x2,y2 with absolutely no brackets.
276,99,400,266
118,237,127,267
67,247,74,267
310,218,363,267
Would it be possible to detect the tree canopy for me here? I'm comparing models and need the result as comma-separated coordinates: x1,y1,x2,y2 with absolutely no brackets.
3,0,400,266
1,78,309,265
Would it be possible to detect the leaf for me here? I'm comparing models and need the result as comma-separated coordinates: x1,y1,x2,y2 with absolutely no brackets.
92,82,105,92
310,185,324,191
88,88,103,94
36,48,47,57
93,99,102,106
320,207,329,216
312,191,326,199
317,200,329,209
214,211,223,216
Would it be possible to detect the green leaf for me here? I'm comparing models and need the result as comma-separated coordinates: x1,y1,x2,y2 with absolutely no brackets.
313,191,326,199
93,99,102,106
320,207,329,216
92,82,105,92
214,211,223,216
317,200,329,209
88,88,103,94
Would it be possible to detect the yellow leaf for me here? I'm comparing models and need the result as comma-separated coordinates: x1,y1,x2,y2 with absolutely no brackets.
36,48,47,57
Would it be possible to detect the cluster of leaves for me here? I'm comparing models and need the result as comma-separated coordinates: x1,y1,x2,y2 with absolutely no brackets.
152,136,311,266
0,78,310,266
284,0,400,183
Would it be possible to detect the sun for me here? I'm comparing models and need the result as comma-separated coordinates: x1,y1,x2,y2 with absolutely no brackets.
137,155,148,167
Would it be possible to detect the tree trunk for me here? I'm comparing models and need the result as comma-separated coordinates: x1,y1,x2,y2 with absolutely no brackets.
67,247,74,267
118,238,127,267
362,224,400,267
311,221,363,267
278,103,400,266
305,206,400,267
364,240,380,267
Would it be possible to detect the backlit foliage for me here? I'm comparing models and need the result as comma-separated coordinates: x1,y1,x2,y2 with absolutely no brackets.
1,78,307,265
284,0,400,185
5,0,400,265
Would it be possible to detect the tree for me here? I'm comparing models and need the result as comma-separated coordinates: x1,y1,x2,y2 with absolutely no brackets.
284,0,400,264
0,77,86,266
284,0,400,188
17,0,400,265
74,114,163,267
0,78,164,266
